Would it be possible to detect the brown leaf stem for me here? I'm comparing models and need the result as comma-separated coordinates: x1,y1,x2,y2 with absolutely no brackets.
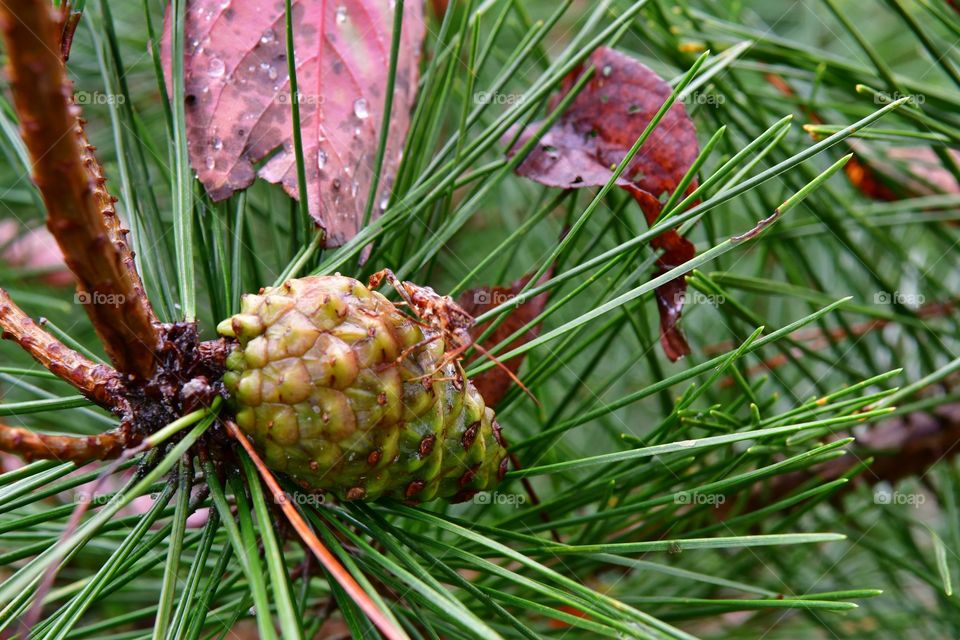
0,0,160,380
225,419,408,640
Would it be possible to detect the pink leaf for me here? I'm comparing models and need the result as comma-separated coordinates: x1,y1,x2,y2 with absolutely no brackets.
161,1,425,246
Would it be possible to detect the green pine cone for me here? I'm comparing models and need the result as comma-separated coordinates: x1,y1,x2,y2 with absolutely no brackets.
217,275,508,502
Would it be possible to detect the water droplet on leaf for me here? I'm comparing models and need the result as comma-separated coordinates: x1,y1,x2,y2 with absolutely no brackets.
353,98,369,119
207,58,226,78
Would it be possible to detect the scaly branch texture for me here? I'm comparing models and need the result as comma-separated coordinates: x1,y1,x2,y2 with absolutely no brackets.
0,0,159,380
0,289,126,410
0,423,125,463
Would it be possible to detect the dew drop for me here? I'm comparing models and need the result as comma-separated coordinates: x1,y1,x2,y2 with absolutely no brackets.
260,29,275,44
207,58,225,78
353,97,369,119
351,180,359,197
602,65,612,77
336,5,347,23
204,156,215,170
268,67,278,80
212,137,223,151
379,196,389,210
317,149,327,169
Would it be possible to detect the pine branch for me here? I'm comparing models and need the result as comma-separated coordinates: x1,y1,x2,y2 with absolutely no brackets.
0,0,160,380
0,289,126,410
0,423,125,462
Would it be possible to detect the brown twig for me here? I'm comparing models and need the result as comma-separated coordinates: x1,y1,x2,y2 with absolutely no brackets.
0,289,126,410
0,0,159,380
0,423,125,463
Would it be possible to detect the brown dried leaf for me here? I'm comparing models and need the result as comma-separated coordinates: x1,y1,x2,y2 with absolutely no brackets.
161,0,425,246
458,271,551,407
509,47,700,361
844,146,960,201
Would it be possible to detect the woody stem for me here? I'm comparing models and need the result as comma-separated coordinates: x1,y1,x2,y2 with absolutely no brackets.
0,424,126,463
0,289,127,412
0,0,160,380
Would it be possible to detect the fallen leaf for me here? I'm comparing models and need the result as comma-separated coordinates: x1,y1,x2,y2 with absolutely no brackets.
547,604,590,629
458,270,552,407
508,47,700,361
769,73,960,203
844,146,960,201
429,0,447,18
0,221,72,286
161,0,425,246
